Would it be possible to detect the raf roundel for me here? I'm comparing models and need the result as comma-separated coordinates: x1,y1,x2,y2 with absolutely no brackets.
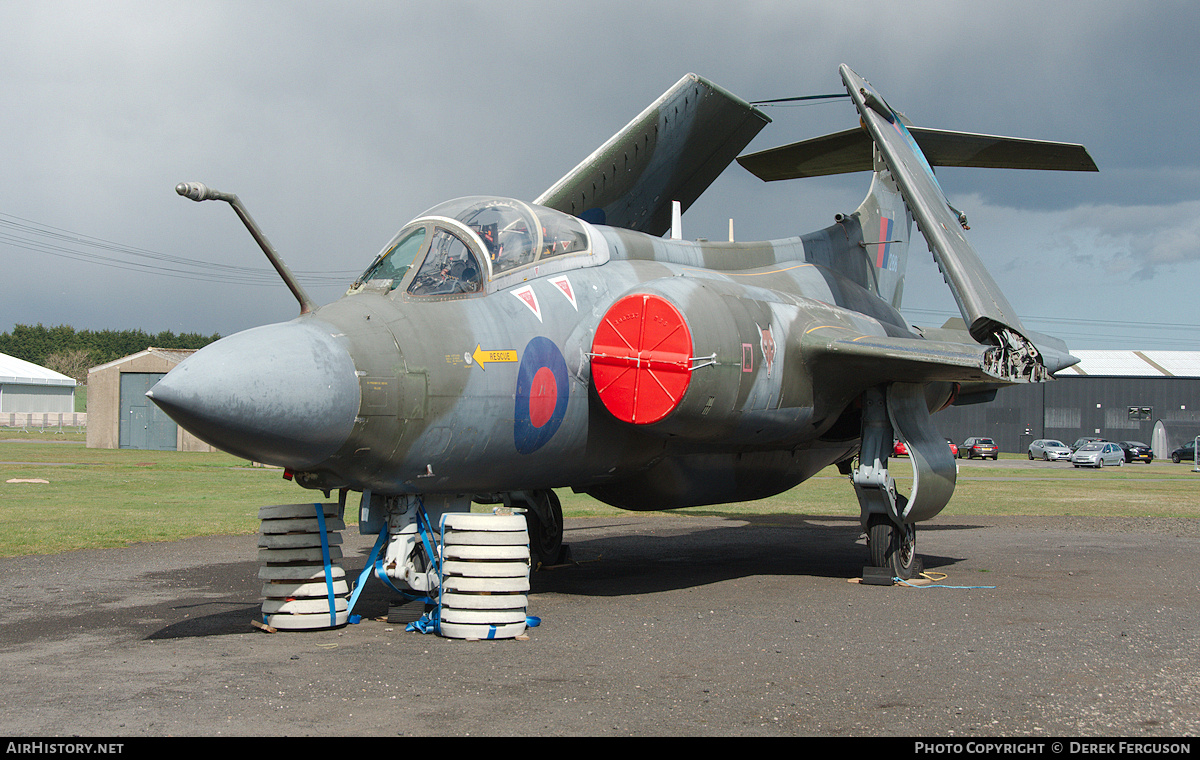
513,336,570,455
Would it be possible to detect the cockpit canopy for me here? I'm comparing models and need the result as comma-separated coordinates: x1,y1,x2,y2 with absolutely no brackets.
353,196,592,297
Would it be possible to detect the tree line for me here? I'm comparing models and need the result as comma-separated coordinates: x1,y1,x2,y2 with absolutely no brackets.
0,323,220,383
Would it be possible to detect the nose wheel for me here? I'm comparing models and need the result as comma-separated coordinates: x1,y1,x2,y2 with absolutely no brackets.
867,514,921,580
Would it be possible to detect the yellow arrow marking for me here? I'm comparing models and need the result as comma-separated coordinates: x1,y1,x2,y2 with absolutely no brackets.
472,345,519,371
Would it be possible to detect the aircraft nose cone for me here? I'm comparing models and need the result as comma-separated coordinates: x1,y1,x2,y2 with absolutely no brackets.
147,320,359,469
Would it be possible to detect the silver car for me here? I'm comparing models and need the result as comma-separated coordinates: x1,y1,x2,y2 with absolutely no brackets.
1028,439,1072,461
1070,441,1125,468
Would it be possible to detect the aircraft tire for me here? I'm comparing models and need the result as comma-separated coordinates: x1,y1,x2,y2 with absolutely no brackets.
444,545,531,561
258,503,340,520
259,531,343,549
258,564,346,581
437,512,532,639
256,546,343,564
440,592,528,610
868,515,891,569
441,513,528,532
441,575,529,593
257,503,348,630
262,597,349,615
262,580,349,598
441,530,530,546
439,621,527,640
259,517,347,534
526,490,564,567
264,611,350,630
440,607,528,625
442,560,530,578
867,514,919,580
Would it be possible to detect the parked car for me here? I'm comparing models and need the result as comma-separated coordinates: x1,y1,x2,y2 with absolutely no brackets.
1170,440,1197,464
1117,441,1153,464
959,436,999,460
1070,441,1124,468
894,439,959,457
1071,437,1107,452
1028,439,1071,461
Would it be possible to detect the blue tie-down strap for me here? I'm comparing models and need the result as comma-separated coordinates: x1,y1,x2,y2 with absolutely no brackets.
415,499,441,579
408,614,540,637
313,503,337,628
346,524,390,619
896,578,996,589
347,500,446,625
481,617,540,639
406,607,441,634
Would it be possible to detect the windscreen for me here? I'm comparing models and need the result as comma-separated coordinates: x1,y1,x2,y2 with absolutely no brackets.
356,226,428,291
421,197,589,277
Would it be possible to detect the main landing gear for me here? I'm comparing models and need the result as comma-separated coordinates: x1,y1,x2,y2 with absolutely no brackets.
867,513,920,580
525,490,564,568
851,384,957,580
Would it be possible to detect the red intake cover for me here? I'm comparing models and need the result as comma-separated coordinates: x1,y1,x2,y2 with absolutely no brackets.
591,293,693,424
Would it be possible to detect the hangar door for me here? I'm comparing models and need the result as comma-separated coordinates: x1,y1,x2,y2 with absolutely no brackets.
119,373,177,450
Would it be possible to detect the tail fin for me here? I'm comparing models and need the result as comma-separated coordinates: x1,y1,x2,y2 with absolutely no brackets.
853,146,911,310
736,65,1097,383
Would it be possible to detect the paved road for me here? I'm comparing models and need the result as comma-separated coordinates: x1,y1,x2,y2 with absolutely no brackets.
1,513,1198,737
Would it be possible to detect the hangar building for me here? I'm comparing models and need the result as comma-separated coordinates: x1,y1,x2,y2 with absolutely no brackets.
934,350,1200,459
86,348,213,452
0,351,76,413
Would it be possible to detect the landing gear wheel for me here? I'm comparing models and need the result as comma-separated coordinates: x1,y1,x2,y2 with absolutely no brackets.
867,514,921,580
525,490,563,568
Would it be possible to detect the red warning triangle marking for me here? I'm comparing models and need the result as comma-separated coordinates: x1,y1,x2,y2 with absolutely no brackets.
548,275,577,310
512,285,542,322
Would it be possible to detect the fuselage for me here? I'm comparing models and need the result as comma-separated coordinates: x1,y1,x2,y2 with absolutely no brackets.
150,196,929,510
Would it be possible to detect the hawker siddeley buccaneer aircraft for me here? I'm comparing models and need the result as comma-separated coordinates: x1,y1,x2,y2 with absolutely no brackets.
152,65,1095,599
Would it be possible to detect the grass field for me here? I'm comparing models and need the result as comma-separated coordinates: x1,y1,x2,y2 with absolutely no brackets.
2,436,1199,556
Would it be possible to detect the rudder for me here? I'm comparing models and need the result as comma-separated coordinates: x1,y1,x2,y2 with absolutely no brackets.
853,145,912,310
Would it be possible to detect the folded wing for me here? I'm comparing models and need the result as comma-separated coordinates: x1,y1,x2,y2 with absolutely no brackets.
535,74,770,236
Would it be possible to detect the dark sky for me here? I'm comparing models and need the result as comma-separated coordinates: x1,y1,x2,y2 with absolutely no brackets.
2,1,1197,349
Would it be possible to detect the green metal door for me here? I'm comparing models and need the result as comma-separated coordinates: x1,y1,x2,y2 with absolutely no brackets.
119,373,177,450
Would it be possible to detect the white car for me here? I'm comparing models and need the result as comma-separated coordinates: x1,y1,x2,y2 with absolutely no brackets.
1028,439,1072,461
1070,441,1124,468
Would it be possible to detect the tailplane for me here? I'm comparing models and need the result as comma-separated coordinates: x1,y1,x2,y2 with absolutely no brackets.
737,65,1097,382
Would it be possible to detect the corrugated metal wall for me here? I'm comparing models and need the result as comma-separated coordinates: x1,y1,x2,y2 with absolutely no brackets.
932,377,1200,455
0,383,75,413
